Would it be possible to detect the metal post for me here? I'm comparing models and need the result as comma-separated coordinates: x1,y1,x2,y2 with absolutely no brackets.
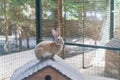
82,0,85,69
110,0,114,39
35,0,42,44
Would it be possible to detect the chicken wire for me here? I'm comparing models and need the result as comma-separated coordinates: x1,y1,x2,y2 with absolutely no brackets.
0,0,120,80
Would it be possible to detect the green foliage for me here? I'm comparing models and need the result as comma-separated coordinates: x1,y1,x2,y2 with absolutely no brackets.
42,0,109,19
42,0,57,9
0,1,4,15
0,0,36,36
9,0,35,7
0,0,110,35
116,0,120,12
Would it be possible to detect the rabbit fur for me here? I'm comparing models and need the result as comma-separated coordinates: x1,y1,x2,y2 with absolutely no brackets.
34,29,64,60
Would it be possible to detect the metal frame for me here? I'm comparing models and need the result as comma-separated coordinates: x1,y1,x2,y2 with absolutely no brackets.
110,0,114,39
35,0,42,44
82,0,86,69
65,42,120,51
35,0,118,69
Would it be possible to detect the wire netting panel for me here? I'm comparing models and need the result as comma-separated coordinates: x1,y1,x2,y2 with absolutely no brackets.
64,0,110,46
41,0,111,46
0,0,120,80
0,0,36,55
115,0,120,36
64,45,120,80
0,0,36,80
41,0,120,80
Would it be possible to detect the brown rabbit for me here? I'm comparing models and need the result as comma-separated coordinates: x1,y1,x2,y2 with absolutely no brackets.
34,29,64,60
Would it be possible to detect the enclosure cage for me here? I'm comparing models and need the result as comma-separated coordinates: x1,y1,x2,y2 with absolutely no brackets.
0,0,120,80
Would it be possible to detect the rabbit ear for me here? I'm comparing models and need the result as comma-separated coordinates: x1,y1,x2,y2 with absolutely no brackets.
51,28,58,38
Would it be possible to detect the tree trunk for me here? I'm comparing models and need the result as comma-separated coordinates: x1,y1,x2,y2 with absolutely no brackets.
57,0,63,36
57,0,65,58
19,34,22,51
18,27,23,51
13,25,18,47
26,33,30,48
4,0,9,53
52,0,58,33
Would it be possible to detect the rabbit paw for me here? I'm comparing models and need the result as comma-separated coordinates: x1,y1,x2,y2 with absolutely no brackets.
51,54,55,60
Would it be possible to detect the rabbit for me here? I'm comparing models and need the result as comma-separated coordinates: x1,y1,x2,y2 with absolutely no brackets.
34,29,64,61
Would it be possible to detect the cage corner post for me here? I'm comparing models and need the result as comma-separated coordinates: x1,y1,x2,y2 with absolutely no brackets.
110,0,114,39
35,0,42,44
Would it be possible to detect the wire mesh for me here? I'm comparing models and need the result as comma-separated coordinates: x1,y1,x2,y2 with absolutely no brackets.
0,0,36,80
41,0,120,80
0,0,36,55
115,0,120,36
0,0,120,80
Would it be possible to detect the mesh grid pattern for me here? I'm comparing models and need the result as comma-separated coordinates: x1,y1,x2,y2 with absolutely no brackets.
0,0,120,80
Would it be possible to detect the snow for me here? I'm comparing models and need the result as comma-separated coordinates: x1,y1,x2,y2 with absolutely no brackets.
0,35,96,55
0,36,36,55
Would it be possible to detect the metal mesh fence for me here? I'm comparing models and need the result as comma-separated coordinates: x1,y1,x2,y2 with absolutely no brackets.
0,0,36,55
0,0,120,80
0,0,36,79
115,0,120,36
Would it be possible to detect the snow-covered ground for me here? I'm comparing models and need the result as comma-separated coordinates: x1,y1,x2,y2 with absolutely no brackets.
0,36,36,55
0,35,97,55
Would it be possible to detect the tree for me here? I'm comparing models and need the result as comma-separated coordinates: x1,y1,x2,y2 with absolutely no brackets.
9,0,35,51
4,0,10,53
0,0,36,52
